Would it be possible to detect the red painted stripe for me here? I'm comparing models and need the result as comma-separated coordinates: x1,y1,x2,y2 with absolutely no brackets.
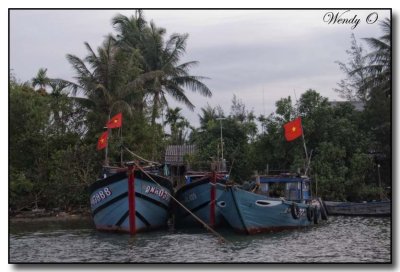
128,165,136,235
210,172,216,227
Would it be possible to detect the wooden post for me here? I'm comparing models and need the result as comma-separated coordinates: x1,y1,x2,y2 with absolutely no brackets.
210,171,216,227
128,164,136,235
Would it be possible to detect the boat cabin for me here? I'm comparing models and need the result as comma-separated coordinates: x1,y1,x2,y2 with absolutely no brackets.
256,175,312,202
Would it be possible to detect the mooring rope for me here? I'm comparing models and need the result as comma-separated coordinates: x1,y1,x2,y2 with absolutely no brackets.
124,147,229,244
124,146,161,166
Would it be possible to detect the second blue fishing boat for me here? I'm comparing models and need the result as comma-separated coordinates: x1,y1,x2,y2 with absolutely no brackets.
217,174,327,234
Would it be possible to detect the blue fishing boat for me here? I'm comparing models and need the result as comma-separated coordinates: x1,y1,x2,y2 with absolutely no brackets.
174,172,229,228
89,164,174,234
217,174,327,234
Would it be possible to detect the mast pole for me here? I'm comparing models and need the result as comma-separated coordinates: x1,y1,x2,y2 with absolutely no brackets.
293,89,309,174
120,125,123,166
302,132,309,171
104,127,110,166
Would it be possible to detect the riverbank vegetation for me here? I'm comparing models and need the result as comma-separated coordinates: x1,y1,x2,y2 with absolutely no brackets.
9,12,391,213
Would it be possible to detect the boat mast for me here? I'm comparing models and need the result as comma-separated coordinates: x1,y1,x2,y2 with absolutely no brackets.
293,89,309,175
104,126,110,166
216,117,226,171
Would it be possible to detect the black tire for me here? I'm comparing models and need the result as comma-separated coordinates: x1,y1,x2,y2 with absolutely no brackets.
318,198,328,220
291,203,300,219
306,206,314,222
313,206,320,224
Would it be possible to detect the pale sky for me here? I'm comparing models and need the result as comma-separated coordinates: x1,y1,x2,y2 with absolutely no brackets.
9,9,390,127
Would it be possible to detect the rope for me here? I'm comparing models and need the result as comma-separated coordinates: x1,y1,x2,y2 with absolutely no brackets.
124,146,161,166
125,148,229,244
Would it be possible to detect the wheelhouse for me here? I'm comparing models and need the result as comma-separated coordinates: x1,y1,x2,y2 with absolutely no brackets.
256,175,312,202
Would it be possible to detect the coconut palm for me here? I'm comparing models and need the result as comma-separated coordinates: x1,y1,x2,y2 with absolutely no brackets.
198,104,219,129
164,107,192,144
66,35,139,125
112,12,212,127
48,79,69,133
358,18,391,97
32,68,50,95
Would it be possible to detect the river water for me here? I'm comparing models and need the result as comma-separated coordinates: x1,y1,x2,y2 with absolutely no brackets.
9,216,391,263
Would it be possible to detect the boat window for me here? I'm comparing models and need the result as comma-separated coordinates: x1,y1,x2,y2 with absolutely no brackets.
260,183,268,193
255,200,270,206
268,182,285,198
285,182,300,201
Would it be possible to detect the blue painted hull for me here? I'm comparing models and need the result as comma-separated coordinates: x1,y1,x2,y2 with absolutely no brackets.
174,177,227,228
218,186,317,234
89,170,173,233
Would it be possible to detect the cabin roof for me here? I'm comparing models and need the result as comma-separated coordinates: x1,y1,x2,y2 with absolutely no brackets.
164,144,196,165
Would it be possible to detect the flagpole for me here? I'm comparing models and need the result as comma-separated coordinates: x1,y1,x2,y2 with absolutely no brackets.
293,89,309,175
301,131,309,169
105,127,110,166
120,125,123,166
105,112,111,166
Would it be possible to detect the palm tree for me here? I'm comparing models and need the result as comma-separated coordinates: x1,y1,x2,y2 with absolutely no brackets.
359,18,391,168
164,107,192,144
112,12,212,127
32,68,50,95
66,35,138,125
357,18,391,97
48,79,69,133
198,104,218,129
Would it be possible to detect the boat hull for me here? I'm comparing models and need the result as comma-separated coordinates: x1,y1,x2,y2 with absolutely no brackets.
218,186,317,234
323,200,391,216
174,177,227,228
89,170,173,233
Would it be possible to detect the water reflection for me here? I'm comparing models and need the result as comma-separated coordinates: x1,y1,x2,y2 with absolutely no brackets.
9,216,391,263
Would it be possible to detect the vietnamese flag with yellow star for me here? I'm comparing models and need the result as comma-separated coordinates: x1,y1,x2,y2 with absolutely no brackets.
97,131,109,150
106,113,122,129
283,117,303,141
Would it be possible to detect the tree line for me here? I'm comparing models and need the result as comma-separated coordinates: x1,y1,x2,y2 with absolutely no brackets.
9,12,391,212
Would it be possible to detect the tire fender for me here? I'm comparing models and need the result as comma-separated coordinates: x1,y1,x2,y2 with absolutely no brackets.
291,203,300,219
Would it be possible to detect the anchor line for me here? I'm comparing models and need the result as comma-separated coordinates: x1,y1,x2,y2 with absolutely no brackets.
124,147,229,244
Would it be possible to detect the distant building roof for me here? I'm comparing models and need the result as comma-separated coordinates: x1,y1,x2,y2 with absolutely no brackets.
165,145,196,165
329,101,365,111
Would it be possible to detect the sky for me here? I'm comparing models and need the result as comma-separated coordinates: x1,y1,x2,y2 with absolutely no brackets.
9,9,391,127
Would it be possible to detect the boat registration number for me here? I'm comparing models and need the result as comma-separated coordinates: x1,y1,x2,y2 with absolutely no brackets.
183,192,197,203
90,187,112,207
144,185,170,201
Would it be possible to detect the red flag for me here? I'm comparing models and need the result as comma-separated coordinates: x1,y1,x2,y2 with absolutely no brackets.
97,131,109,150
107,113,122,129
283,117,303,141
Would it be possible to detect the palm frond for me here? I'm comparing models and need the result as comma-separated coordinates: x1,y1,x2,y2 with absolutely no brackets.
164,83,195,110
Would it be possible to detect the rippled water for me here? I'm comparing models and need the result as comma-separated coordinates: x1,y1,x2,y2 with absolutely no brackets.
9,216,391,263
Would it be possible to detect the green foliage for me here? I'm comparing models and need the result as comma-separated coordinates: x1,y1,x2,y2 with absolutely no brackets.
9,78,98,211
190,97,257,182
47,145,101,209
